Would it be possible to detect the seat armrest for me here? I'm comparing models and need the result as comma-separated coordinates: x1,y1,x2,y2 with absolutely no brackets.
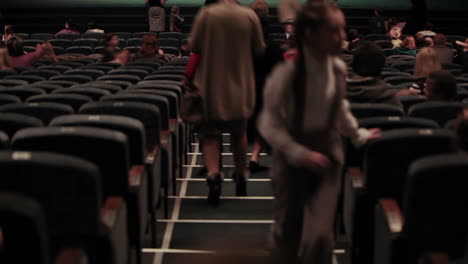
100,197,128,264
54,248,88,264
145,145,160,165
160,130,170,149
129,165,145,187
347,167,364,189
374,198,404,264
169,119,178,133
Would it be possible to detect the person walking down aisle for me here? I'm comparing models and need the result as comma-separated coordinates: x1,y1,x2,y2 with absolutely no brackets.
146,0,166,33
189,0,265,207
258,1,381,264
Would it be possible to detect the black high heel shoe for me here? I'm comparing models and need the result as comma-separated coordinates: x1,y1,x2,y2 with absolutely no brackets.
233,171,248,196
206,172,223,207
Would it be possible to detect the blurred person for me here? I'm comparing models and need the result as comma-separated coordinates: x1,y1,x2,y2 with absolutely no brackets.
6,36,43,67
258,2,380,264
456,39,468,73
393,35,417,56
0,47,12,70
423,70,457,101
433,33,453,64
146,0,166,33
55,18,80,36
2,24,14,42
189,0,265,206
170,5,185,33
344,28,362,51
40,41,59,62
368,7,386,34
85,20,104,34
413,47,442,91
101,33,120,62
455,108,468,153
425,36,434,47
282,35,297,61
347,41,403,107
133,33,165,61
386,18,406,48
248,0,283,172
284,22,295,40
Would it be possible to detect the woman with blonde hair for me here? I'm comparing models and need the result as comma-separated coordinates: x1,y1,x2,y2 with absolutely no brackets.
40,41,59,62
412,47,442,93
0,47,12,70
414,47,441,78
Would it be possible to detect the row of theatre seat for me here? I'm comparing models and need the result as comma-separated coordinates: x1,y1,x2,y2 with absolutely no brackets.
0,57,190,264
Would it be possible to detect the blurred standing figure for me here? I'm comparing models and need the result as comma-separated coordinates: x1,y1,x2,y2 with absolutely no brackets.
55,18,80,36
146,0,166,33
368,7,385,34
169,6,185,32
258,2,380,264
189,0,265,206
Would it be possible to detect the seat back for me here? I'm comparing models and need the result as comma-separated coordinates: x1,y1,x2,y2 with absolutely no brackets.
26,94,93,111
404,154,468,258
0,113,43,137
351,103,404,119
0,151,101,253
408,101,466,126
0,103,73,124
51,114,146,165
365,129,454,202
79,101,161,151
12,127,129,197
0,192,49,264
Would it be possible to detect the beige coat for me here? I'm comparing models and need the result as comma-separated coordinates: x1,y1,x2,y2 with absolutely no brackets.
189,2,265,121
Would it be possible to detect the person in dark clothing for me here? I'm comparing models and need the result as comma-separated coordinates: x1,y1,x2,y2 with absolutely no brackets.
101,33,120,62
432,33,454,65
347,41,403,108
368,7,386,34
423,70,457,101
249,0,283,171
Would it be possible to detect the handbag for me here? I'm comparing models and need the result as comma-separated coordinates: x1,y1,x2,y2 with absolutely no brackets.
180,77,204,124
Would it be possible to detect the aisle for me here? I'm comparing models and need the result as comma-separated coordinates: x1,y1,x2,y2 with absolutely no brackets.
142,134,347,264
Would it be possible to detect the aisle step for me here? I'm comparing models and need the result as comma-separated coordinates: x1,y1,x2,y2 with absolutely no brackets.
186,181,273,196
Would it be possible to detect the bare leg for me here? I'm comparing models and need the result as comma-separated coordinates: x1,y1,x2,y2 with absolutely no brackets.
202,136,221,176
230,128,248,174
250,138,262,163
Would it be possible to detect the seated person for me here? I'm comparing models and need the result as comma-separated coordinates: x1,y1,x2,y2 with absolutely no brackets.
345,28,363,52
412,47,442,92
85,20,104,34
455,108,468,153
386,18,406,48
6,36,43,67
423,70,457,101
101,33,120,62
0,46,12,70
456,38,468,72
432,33,454,65
393,36,417,56
424,36,434,47
132,34,165,61
2,24,14,42
346,41,402,107
56,18,80,36
284,22,294,40
40,41,59,62
180,39,190,57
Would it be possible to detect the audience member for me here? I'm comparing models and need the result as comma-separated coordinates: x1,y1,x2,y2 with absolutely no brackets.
282,35,297,61
423,70,457,101
347,41,402,107
6,36,43,67
40,41,59,62
169,5,185,33
415,31,428,48
432,33,453,64
413,47,442,90
284,22,295,40
455,108,468,153
2,24,14,42
248,0,282,171
368,7,386,34
0,47,12,70
101,33,120,62
133,34,165,61
55,18,80,36
146,0,166,33
189,0,265,206
393,36,417,56
456,38,468,72
345,28,362,51
424,36,434,47
180,39,190,57
258,2,380,264
386,18,405,48
85,20,104,34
